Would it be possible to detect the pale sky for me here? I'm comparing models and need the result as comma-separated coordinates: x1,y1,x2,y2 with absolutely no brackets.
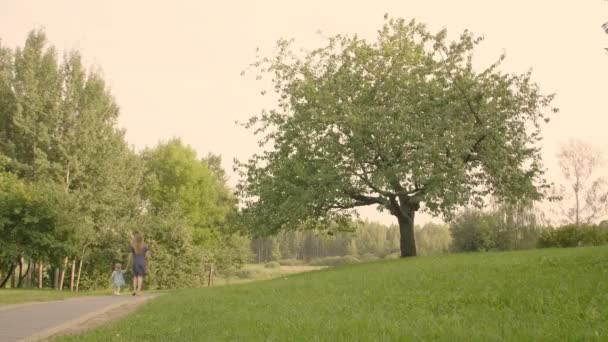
1,1,606,225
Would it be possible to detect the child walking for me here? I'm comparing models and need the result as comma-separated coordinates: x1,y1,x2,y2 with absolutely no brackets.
110,263,126,295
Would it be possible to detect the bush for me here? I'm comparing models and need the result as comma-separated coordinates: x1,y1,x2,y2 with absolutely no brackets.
309,256,360,266
235,268,264,279
450,210,497,252
537,224,608,248
279,259,304,266
450,207,543,253
264,261,280,269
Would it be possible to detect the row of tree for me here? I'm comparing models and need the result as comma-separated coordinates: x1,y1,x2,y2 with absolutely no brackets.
0,31,246,290
250,201,608,263
3,16,607,291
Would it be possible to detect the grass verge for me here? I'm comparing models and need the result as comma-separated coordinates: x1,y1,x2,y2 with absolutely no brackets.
58,246,608,341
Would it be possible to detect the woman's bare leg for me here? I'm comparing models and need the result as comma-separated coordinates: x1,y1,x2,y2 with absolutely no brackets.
137,276,143,292
132,276,137,294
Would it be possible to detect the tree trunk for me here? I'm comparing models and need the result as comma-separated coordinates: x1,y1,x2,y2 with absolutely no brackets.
69,259,76,291
208,264,214,287
0,263,15,288
16,257,23,288
26,262,32,288
58,257,68,291
38,262,43,289
19,261,30,288
53,267,59,290
10,265,16,288
396,209,417,257
75,258,83,292
75,244,88,292
575,182,580,226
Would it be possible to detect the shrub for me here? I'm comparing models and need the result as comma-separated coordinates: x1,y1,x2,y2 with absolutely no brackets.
450,210,497,252
537,224,608,248
235,268,264,279
450,207,543,253
264,261,280,269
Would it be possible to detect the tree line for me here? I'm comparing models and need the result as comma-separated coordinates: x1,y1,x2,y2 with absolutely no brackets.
250,201,608,265
3,16,608,291
0,31,248,290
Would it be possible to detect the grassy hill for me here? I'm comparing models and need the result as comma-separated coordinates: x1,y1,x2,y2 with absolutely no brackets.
59,246,608,341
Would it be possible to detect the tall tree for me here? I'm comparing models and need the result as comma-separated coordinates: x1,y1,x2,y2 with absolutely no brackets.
237,17,555,257
0,30,62,182
0,30,143,288
142,139,235,248
556,139,608,225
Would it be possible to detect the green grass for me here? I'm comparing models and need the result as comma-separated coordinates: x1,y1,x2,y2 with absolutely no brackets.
59,247,608,341
0,263,295,306
213,263,324,285
0,289,107,305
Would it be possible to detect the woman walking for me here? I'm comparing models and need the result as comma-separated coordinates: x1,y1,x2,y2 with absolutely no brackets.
126,232,148,296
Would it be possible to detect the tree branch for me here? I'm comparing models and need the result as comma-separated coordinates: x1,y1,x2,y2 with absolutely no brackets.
463,133,488,163
353,162,395,197
331,193,388,209
437,48,483,125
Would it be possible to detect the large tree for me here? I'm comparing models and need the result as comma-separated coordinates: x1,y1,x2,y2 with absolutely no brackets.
237,17,555,257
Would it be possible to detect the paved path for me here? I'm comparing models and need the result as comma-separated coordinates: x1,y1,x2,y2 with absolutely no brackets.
0,294,156,342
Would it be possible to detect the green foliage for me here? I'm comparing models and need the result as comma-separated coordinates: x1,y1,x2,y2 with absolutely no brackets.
0,29,144,289
209,234,251,276
238,16,555,256
142,139,225,234
251,221,401,262
0,30,242,290
0,172,77,265
415,223,451,256
450,204,544,253
139,139,247,287
138,209,204,289
450,210,499,252
537,224,608,248
63,247,608,341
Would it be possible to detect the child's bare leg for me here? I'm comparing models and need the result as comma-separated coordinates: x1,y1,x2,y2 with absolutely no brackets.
132,277,137,294
136,276,143,292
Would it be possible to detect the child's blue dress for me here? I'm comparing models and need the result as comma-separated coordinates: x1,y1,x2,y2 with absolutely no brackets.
113,270,125,287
